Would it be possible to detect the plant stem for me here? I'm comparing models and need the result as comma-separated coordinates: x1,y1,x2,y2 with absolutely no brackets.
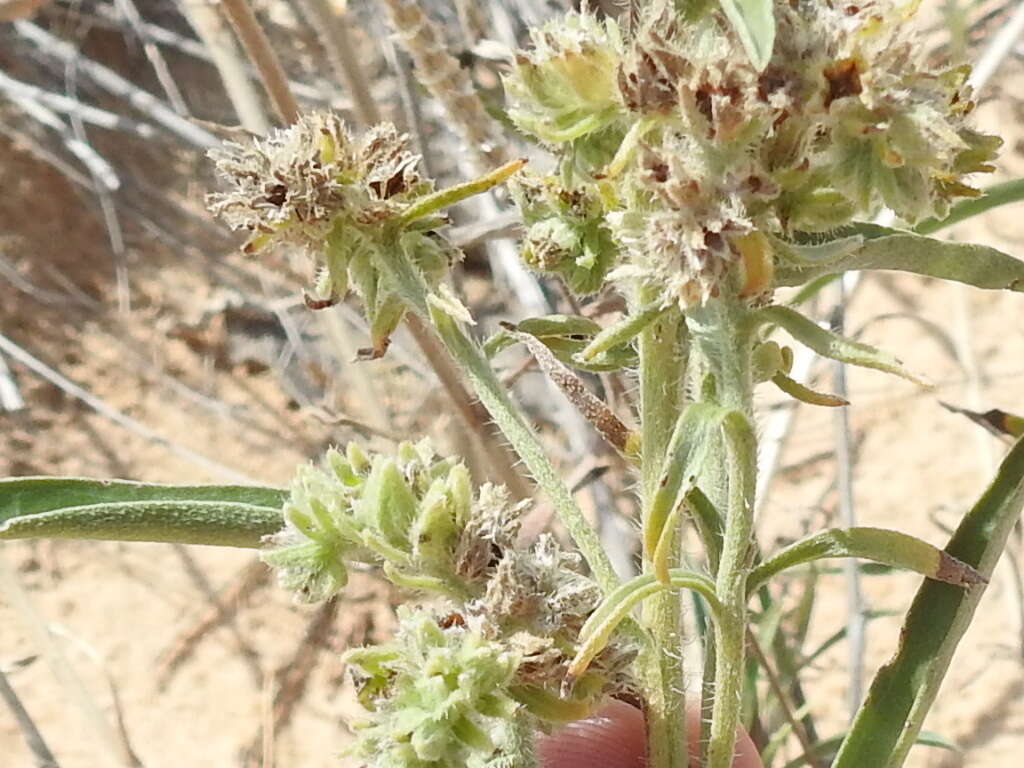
707,411,757,768
427,307,619,594
404,313,533,501
687,299,757,768
371,236,620,592
637,299,689,768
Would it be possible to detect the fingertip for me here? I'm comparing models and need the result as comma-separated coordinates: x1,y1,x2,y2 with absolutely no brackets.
536,698,764,768
537,699,647,768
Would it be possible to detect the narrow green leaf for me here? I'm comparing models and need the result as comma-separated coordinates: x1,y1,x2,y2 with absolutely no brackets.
0,477,286,548
398,158,527,225
781,730,957,768
643,403,727,564
778,227,1024,293
508,684,597,723
833,435,1024,768
0,477,286,520
516,314,602,339
718,0,775,71
567,569,720,684
577,302,665,362
685,487,724,576
748,527,984,594
499,316,639,372
756,305,926,385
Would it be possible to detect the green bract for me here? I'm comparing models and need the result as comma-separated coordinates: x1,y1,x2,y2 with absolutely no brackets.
509,173,619,294
346,608,523,768
504,11,626,147
262,440,472,602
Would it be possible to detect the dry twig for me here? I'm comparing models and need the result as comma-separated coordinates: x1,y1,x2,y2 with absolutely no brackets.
294,0,381,124
155,558,269,688
13,20,217,147
0,667,60,768
111,0,189,114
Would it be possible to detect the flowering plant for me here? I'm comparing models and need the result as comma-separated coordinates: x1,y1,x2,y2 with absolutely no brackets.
4,2,1024,767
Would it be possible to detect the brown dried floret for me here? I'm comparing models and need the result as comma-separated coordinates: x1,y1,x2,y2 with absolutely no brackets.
207,113,425,255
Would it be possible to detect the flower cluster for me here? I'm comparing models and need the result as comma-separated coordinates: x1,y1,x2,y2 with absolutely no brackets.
207,113,453,357
504,0,1000,309
345,609,523,768
263,442,634,766
208,114,429,255
262,439,472,602
504,11,625,148
508,173,618,295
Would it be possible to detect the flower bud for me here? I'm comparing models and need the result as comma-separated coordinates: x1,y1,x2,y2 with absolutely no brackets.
504,12,625,146
510,173,618,295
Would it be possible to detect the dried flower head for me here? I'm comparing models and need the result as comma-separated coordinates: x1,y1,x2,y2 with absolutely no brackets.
481,533,600,638
454,482,524,585
208,114,450,356
208,114,427,254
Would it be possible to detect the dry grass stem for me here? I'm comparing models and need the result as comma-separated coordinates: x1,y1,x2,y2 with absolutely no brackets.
217,0,299,124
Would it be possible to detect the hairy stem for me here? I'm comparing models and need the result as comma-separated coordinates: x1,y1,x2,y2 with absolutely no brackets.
637,299,689,768
372,237,620,592
428,308,619,593
688,299,757,768
405,314,533,500
706,412,756,768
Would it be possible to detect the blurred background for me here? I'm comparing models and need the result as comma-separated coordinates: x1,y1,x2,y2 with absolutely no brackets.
1,0,1023,765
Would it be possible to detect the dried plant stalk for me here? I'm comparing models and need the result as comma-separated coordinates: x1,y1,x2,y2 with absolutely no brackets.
218,0,299,123
378,0,504,168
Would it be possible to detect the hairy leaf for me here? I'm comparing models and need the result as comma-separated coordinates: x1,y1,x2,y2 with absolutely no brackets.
748,527,984,594
778,227,1024,292
577,303,665,362
567,568,720,684
756,305,926,385
0,477,286,548
643,403,728,567
718,0,775,71
771,371,849,407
